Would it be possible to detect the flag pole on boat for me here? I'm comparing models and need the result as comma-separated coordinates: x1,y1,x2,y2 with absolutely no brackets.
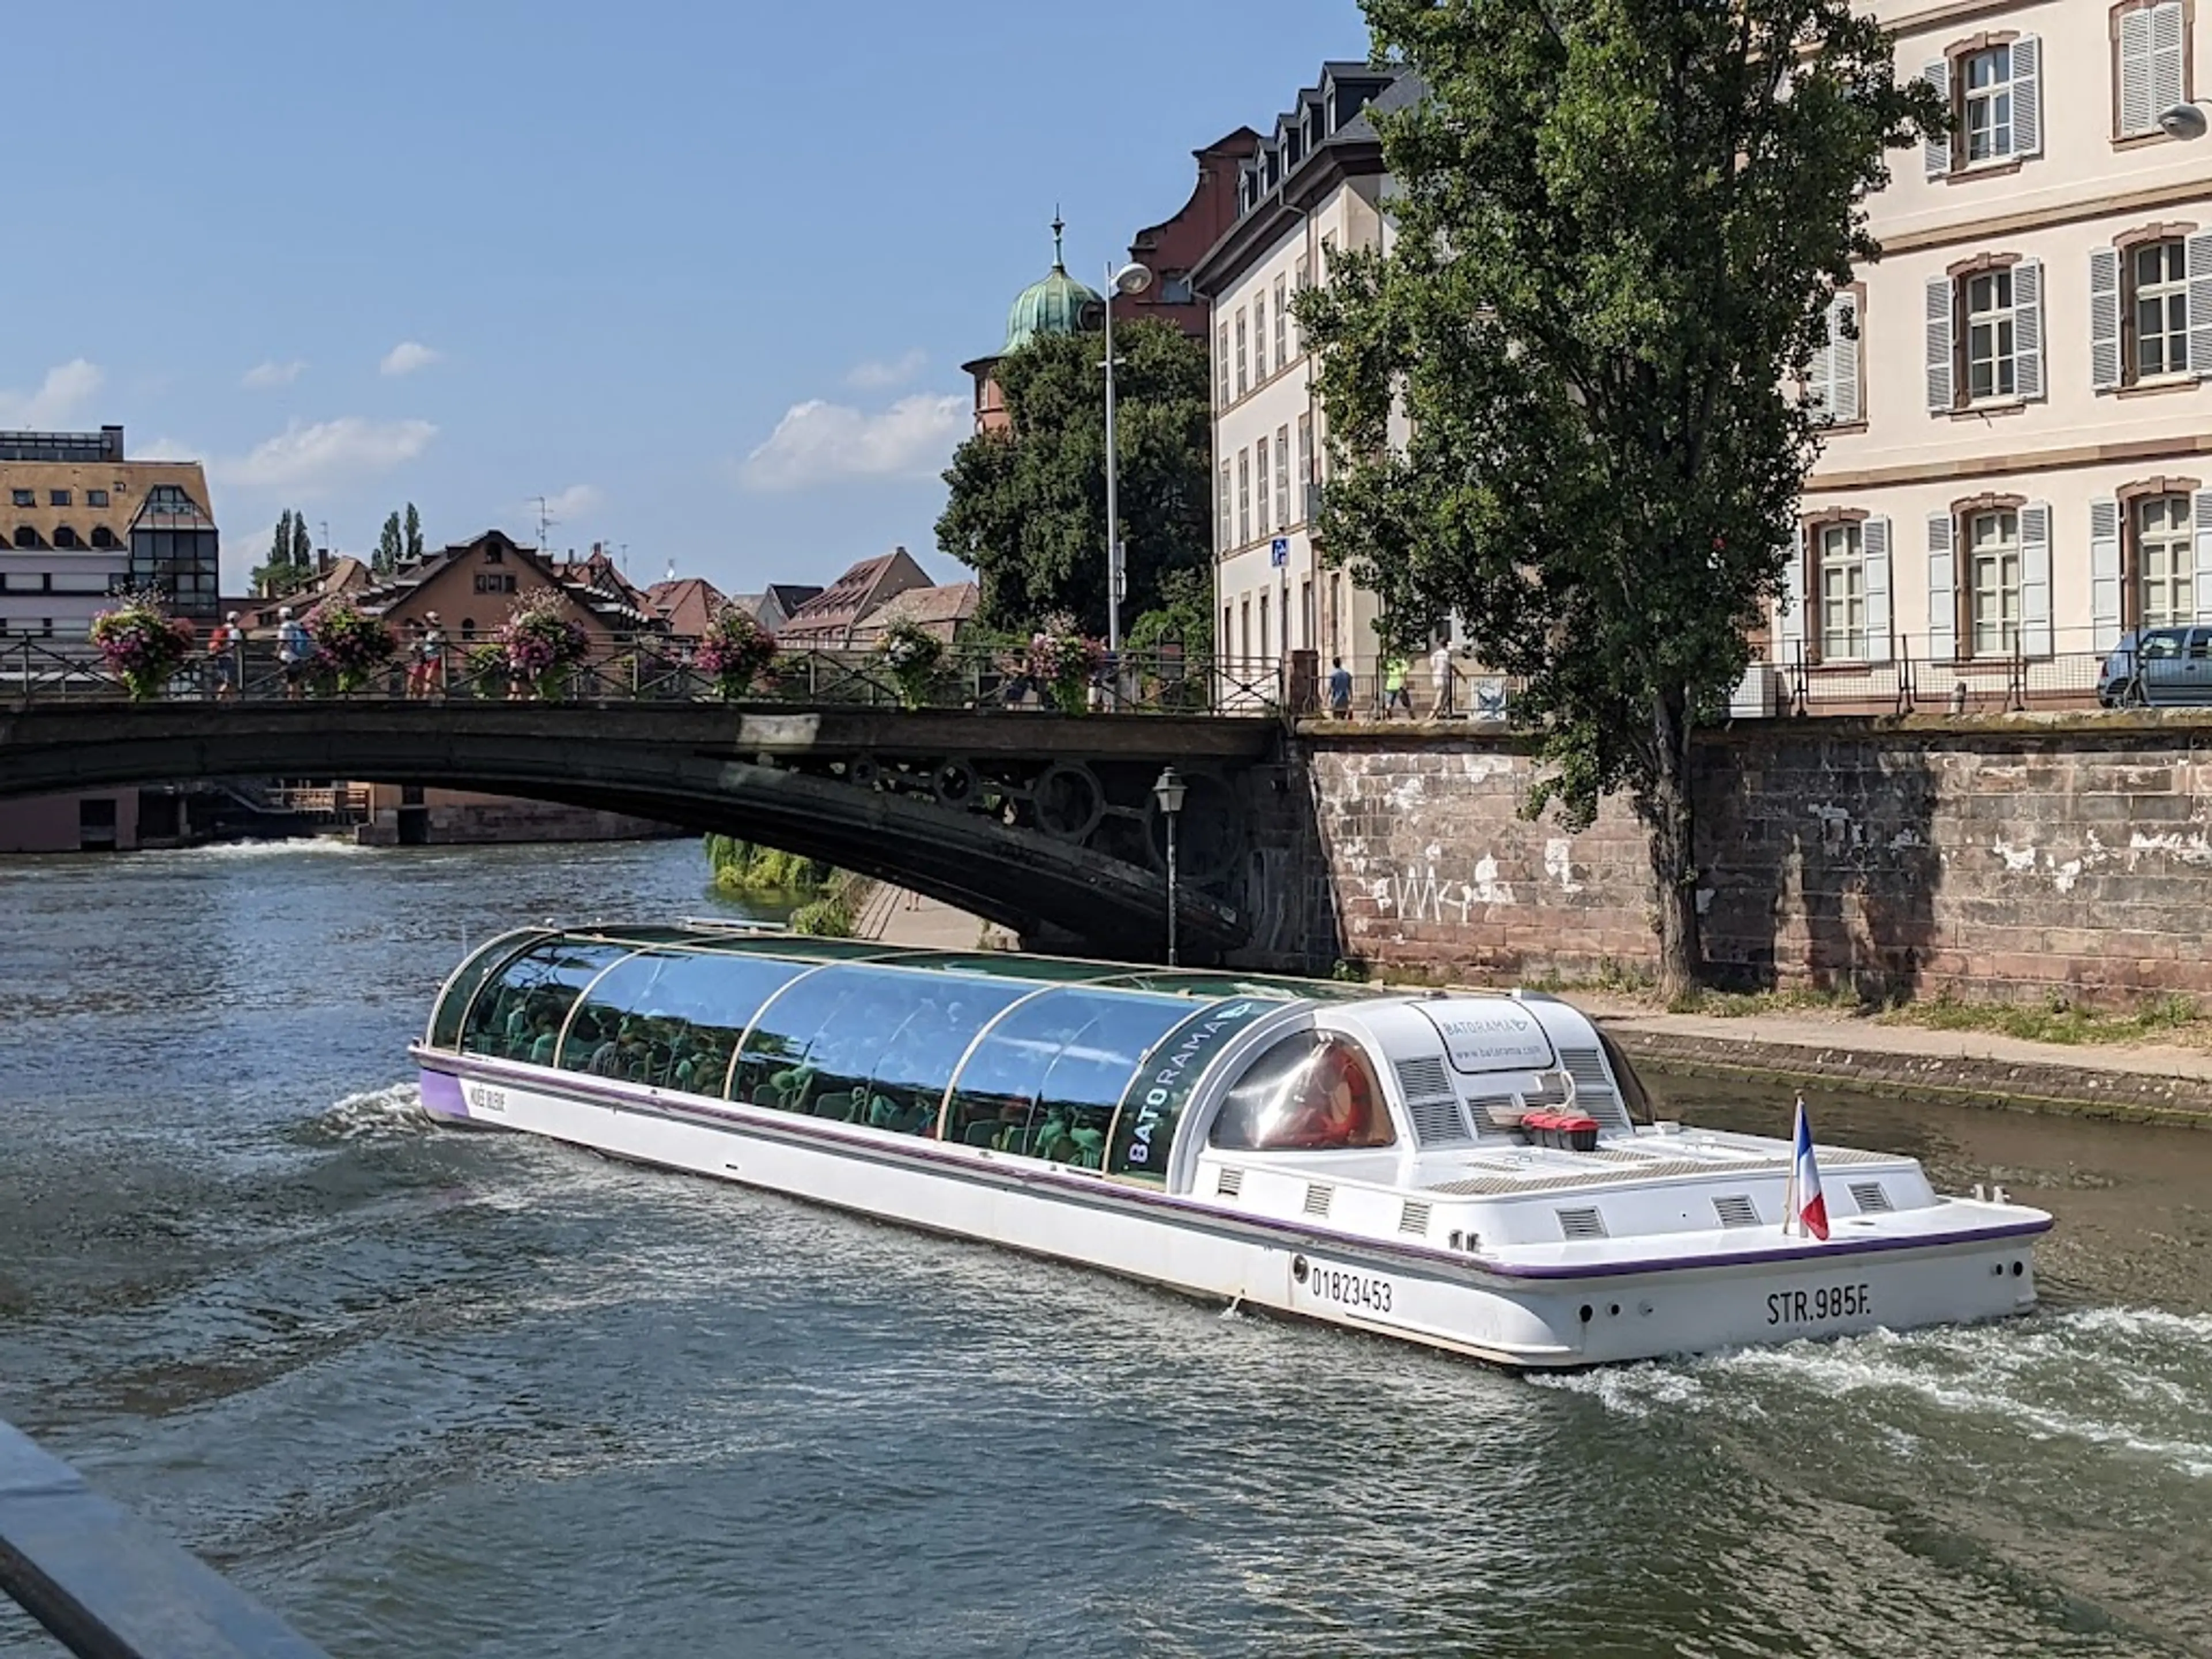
1783,1092,1830,1241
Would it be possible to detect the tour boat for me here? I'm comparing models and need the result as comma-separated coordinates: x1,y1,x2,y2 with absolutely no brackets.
411,925,2052,1369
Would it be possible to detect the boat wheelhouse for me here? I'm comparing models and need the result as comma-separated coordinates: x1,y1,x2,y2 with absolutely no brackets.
414,925,2052,1368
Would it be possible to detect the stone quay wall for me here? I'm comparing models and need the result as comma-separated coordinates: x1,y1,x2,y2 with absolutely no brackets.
1293,714,2212,1005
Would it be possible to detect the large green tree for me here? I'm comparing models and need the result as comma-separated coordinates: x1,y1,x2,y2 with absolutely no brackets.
375,512,404,574
936,318,1211,638
252,508,315,597
403,502,424,563
1300,2,1938,998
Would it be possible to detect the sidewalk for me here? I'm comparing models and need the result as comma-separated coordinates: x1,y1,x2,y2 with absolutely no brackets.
1571,995,2212,1125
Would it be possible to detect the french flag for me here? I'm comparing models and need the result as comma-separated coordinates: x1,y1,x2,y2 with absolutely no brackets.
1782,1094,1830,1240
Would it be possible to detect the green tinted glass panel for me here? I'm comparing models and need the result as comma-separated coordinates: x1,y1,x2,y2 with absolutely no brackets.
560,948,812,1093
946,988,1191,1164
463,940,634,1066
430,929,551,1050
1107,998,1283,1181
733,965,941,1120
861,978,1034,1136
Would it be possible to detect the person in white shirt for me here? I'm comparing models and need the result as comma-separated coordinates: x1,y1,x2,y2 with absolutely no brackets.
1429,642,1456,719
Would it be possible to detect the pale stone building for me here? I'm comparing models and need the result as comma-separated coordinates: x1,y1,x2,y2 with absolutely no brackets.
1786,0,2212,704
1192,63,1418,686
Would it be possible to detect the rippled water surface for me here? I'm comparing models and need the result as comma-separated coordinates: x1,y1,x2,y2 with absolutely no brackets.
3,838,2211,1658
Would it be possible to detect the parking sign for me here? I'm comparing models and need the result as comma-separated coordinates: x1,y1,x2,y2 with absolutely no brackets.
1270,537,1290,567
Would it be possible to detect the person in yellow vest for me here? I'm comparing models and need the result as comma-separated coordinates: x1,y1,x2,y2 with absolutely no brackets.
1382,653,1412,718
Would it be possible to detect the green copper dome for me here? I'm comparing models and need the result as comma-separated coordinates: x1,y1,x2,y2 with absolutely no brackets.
1003,215,1103,352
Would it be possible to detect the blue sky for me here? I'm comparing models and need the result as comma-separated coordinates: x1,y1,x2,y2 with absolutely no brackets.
5,0,1361,596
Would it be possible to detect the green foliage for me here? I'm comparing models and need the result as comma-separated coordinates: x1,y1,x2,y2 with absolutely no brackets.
253,507,315,598
1299,0,1938,993
1125,565,1214,656
375,512,404,575
936,318,1211,636
874,615,945,709
290,513,312,570
704,835,835,895
1887,988,2203,1047
403,502,423,563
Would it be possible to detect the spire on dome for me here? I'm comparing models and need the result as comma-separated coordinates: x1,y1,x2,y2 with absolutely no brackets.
1051,207,1066,270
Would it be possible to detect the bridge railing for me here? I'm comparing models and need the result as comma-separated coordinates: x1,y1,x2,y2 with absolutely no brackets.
0,637,1290,718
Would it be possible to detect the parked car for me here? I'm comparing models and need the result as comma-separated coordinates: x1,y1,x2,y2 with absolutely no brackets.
2096,627,2212,706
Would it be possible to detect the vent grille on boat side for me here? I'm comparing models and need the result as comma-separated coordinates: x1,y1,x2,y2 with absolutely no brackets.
1555,1206,1608,1240
1558,1047,1630,1134
1407,1094,1472,1145
1849,1180,1893,1214
1713,1194,1760,1229
1303,1183,1334,1218
1215,1167,1243,1199
1395,1056,1451,1097
1465,1094,1523,1132
1399,1200,1433,1237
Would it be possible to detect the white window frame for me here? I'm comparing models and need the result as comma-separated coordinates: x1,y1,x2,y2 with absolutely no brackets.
1964,269,2017,402
1256,436,1272,539
1296,413,1315,521
1236,309,1249,397
2135,238,2191,380
1808,291,1862,425
1963,45,2015,164
2140,493,2196,628
2119,1,2188,139
1274,423,1291,527
1968,508,2022,657
1819,522,1868,661
1215,325,1229,411
1274,275,1289,363
1255,293,1269,382
1218,459,1232,554
1237,448,1251,547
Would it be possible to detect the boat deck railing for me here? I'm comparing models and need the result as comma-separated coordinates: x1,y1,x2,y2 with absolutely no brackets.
0,1415,329,1658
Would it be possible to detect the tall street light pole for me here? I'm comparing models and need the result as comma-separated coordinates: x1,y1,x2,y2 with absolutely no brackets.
1154,765,1187,966
1103,259,1154,661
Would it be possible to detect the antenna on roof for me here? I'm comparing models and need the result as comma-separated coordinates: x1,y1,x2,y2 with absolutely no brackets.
664,558,677,583
532,494,555,552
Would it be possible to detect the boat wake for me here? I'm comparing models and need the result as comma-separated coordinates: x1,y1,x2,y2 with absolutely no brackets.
1535,1305,2212,1480
149,837,378,862
294,1082,438,1145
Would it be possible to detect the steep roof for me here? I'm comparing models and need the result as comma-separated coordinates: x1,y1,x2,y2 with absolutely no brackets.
868,581,978,631
779,548,933,645
646,575,725,638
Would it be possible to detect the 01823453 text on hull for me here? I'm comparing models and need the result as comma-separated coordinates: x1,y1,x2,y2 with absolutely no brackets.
411,925,2052,1369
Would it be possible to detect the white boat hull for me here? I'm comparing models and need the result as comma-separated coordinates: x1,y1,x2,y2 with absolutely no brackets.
417,1056,2043,1370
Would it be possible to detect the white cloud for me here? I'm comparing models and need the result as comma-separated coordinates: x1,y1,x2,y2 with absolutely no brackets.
241,359,307,391
223,417,437,494
380,340,442,377
533,484,604,524
739,393,966,493
846,349,927,390
0,359,104,428
134,435,200,461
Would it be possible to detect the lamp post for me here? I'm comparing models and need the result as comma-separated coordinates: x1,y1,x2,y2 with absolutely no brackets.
2161,100,2210,139
1103,259,1154,662
1154,764,1187,967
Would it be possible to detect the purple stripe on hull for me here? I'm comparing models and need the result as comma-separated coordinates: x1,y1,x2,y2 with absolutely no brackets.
418,1069,471,1122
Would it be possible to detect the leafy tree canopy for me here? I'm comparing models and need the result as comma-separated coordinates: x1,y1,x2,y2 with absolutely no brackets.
936,318,1211,638
1300,0,1937,995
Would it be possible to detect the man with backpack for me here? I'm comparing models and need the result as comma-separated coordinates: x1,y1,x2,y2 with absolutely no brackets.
206,611,243,700
276,605,313,699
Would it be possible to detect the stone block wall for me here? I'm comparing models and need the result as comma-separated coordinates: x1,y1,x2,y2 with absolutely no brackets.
1294,715,2212,1005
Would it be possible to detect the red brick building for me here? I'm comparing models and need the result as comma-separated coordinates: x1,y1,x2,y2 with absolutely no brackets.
1112,127,1260,343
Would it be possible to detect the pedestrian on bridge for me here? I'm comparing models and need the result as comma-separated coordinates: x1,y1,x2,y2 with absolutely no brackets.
207,612,242,702
276,607,312,700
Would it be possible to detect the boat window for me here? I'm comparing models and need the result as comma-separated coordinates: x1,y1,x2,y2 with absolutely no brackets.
1596,1030,1656,1125
557,948,812,1093
946,988,1190,1166
1208,1033,1395,1153
461,939,635,1066
1106,998,1288,1181
429,930,550,1050
865,979,1032,1136
732,965,941,1124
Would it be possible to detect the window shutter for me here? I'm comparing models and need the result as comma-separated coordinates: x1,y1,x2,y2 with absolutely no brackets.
2090,499,2123,652
1865,516,1892,664
1781,539,1806,660
2021,502,2052,658
1922,62,1951,178
1806,310,1834,421
2188,231,2212,380
1831,294,1862,424
2014,259,2044,402
1926,513,1957,661
2120,7,2157,138
1925,276,1955,412
2153,3,2188,127
2195,490,2212,622
2090,248,2123,392
2011,35,2043,159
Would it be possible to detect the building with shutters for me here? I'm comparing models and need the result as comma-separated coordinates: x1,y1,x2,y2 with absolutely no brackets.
1784,0,2212,700
1191,63,1421,684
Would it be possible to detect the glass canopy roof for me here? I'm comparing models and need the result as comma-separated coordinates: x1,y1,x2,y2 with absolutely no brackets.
426,928,1333,1180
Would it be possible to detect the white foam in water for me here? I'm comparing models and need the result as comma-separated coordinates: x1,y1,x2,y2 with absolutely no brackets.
313,1082,435,1141
159,837,378,861
1552,1312,2212,1480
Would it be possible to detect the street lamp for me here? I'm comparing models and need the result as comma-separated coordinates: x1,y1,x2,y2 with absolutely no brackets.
1103,259,1154,664
2161,100,2210,139
1153,764,1187,967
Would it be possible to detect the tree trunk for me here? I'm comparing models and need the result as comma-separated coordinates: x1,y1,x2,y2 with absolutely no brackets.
1642,689,1703,1003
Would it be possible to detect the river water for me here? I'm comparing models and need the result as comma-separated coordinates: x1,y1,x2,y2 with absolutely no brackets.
2,839,2210,1658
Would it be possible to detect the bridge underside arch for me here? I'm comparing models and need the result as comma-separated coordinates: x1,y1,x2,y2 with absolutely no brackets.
0,707,1258,958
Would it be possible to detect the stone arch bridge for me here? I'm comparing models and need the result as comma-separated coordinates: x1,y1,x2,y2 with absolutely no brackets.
0,702,1305,960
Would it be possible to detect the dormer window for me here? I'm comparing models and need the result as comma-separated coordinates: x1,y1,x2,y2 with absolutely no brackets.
485,542,505,565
